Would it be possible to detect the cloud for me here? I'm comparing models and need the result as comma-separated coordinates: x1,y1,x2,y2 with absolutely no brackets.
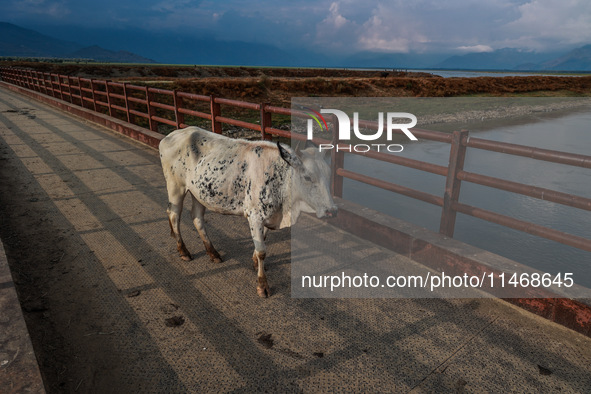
11,0,70,18
3,0,591,56
502,0,591,49
457,45,494,53
325,2,348,29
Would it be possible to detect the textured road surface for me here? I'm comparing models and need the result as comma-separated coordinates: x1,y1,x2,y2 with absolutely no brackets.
1,86,590,393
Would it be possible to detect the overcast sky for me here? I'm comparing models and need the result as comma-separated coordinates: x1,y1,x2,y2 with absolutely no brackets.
3,0,591,54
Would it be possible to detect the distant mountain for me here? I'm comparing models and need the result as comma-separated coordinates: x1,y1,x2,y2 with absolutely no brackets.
0,22,155,63
435,48,558,70
540,45,591,71
0,21,80,57
68,45,155,63
4,22,299,66
4,21,591,70
435,46,591,71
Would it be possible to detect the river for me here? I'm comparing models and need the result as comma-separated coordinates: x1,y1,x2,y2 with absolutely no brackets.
342,109,591,288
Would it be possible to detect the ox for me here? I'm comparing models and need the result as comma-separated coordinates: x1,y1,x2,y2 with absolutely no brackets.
159,126,337,297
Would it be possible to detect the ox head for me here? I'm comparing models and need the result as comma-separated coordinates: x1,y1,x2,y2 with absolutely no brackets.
278,143,338,219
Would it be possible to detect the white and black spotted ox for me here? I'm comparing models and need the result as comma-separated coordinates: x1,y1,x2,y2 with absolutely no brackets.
159,126,337,297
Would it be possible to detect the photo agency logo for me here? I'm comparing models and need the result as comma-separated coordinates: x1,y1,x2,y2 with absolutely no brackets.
303,107,418,153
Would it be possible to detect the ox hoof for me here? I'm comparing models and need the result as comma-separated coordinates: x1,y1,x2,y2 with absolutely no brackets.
257,278,271,298
180,254,193,261
210,256,222,264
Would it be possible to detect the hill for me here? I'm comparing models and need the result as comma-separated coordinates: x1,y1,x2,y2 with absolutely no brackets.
541,45,591,71
68,45,155,63
0,22,155,63
0,22,80,57
435,46,591,71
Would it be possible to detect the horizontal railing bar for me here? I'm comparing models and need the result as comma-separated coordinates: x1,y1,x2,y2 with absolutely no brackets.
336,144,449,176
124,84,146,91
110,104,127,112
466,137,591,169
278,131,331,146
176,91,210,102
147,87,174,95
265,106,294,116
265,127,291,138
127,96,147,105
108,93,125,100
177,108,211,120
151,115,176,126
338,168,444,206
215,116,261,131
129,109,148,118
452,201,591,252
214,97,260,110
457,170,591,211
150,101,175,111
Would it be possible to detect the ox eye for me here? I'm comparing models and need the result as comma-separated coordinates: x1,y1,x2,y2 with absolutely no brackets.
304,175,312,182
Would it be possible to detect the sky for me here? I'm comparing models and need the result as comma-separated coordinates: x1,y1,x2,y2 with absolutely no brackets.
3,0,591,55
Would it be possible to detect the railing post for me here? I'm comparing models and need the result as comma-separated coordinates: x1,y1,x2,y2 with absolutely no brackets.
45,73,52,96
90,79,98,112
123,83,132,123
38,72,43,93
56,74,64,100
33,71,39,92
105,80,113,117
439,129,469,237
260,103,272,140
40,72,47,94
48,73,54,97
66,76,73,102
146,87,157,131
173,90,184,129
76,77,83,107
28,70,35,91
330,114,345,198
210,95,222,134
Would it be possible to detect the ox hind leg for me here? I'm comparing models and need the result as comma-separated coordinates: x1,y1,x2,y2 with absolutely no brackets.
166,184,192,261
190,194,222,263
252,227,269,271
248,216,270,297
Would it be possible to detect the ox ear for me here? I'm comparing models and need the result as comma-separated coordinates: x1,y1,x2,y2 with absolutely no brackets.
277,142,303,170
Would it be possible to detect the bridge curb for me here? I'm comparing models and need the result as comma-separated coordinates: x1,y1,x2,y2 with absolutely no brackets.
0,238,46,393
329,198,591,338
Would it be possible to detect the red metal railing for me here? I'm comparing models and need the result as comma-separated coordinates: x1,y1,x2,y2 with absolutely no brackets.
1,67,590,254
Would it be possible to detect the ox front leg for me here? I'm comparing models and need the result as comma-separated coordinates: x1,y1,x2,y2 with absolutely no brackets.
248,217,270,298
167,192,192,261
190,194,222,263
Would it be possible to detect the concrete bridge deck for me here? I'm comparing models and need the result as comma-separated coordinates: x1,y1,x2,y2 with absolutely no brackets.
0,86,590,393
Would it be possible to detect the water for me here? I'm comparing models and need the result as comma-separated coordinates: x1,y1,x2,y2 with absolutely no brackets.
342,110,591,287
349,68,590,78
411,69,591,78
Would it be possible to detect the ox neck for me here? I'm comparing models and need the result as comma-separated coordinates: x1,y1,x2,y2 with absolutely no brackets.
278,167,303,229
